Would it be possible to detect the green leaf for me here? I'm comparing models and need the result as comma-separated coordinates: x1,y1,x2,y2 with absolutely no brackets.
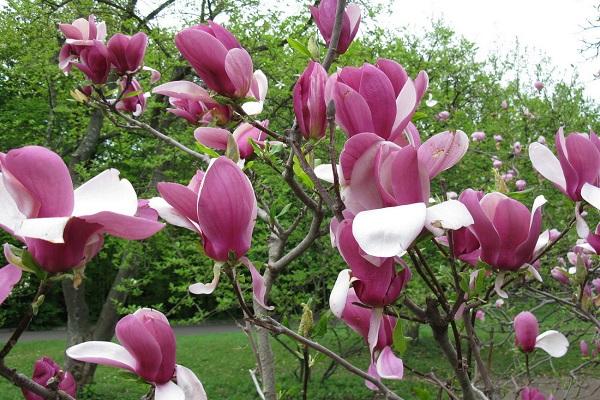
195,142,220,158
293,156,314,189
392,319,408,356
287,38,313,59
276,203,292,219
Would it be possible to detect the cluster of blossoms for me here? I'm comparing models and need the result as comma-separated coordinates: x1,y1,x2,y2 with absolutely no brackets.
58,16,158,116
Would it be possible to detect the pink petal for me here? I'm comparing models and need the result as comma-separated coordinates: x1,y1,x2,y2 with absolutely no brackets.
152,81,212,102
194,127,230,151
157,182,200,223
3,146,74,217
375,346,403,380
240,257,273,310
175,365,207,400
418,130,469,178
79,212,164,240
358,64,396,139
224,48,254,97
0,264,22,304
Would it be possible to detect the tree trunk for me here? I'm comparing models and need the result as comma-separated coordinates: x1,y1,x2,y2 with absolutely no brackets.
62,278,91,381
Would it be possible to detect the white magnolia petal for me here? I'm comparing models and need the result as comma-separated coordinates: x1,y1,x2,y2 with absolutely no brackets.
425,200,474,236
368,307,383,356
581,183,600,210
528,143,566,190
148,197,198,232
329,269,351,318
494,272,508,299
189,263,222,295
575,202,590,239
66,341,136,371
535,330,569,358
314,164,335,183
155,381,185,400
352,203,427,257
73,169,138,217
175,365,207,400
0,173,26,233
533,229,551,256
15,217,70,243
524,264,543,282
241,101,263,115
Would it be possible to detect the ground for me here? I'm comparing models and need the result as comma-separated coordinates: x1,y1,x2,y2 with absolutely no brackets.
0,321,598,399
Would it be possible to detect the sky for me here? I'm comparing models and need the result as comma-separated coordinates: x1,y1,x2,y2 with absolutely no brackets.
2,0,598,97
134,0,600,98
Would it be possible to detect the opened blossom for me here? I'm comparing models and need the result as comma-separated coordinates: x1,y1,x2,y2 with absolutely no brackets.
0,146,164,273
325,59,428,142
67,309,206,400
116,79,147,116
194,121,268,159
22,357,76,400
459,189,546,272
152,81,232,125
529,128,600,202
317,130,472,257
149,157,269,309
513,311,568,357
521,387,547,400
310,0,361,54
175,21,268,113
58,15,107,73
293,61,328,140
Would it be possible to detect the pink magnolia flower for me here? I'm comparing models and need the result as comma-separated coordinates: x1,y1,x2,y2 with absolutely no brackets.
330,287,403,389
0,146,164,273
492,159,503,169
152,81,232,125
22,357,76,400
310,0,361,54
293,61,328,140
580,340,590,357
436,110,450,121
516,179,527,191
331,218,410,308
325,59,428,142
534,80,544,91
521,387,547,400
149,158,269,309
471,131,486,142
537,135,546,144
494,134,503,142
502,172,514,182
107,32,148,75
316,131,472,257
475,310,485,321
513,141,522,155
513,311,568,357
116,79,147,117
459,190,546,271
58,15,107,73
194,121,268,159
449,225,481,266
529,128,600,202
175,21,268,107
501,100,508,109
74,42,111,84
67,309,206,400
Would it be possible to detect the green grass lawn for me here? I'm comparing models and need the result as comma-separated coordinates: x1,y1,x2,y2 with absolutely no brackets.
0,315,594,400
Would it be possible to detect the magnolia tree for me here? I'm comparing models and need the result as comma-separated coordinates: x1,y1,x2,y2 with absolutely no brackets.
0,1,599,400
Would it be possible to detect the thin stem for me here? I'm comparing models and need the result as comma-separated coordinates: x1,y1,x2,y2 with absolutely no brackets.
525,353,531,384
531,213,577,264
327,100,344,214
322,0,347,71
301,346,310,400
0,279,49,359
